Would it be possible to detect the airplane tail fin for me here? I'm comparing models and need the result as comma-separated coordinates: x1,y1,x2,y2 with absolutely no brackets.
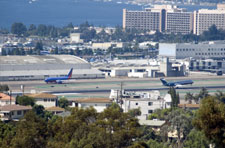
160,78,168,86
67,68,73,79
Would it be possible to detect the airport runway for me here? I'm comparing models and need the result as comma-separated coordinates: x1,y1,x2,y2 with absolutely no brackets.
2,75,225,98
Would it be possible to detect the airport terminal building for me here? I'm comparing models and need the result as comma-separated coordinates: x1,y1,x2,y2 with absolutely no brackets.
0,55,105,81
159,41,225,59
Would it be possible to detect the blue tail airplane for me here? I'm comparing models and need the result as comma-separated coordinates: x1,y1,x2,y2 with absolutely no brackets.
160,78,193,88
45,68,73,84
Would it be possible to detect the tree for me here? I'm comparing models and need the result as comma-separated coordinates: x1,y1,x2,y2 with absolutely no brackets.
163,109,193,148
215,90,225,103
0,84,9,92
1,49,7,56
0,121,16,147
35,42,43,51
196,87,209,103
58,97,69,108
11,22,27,36
183,129,209,148
148,108,171,120
10,111,48,148
16,96,35,106
32,104,45,117
66,22,74,29
128,108,141,117
147,139,169,148
28,24,36,31
53,47,59,54
185,92,195,104
193,96,225,148
35,42,43,55
37,24,48,36
168,87,180,108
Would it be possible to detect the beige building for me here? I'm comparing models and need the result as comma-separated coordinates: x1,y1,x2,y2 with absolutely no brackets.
92,42,123,50
123,4,225,35
193,5,225,35
123,5,193,34
27,93,58,108
123,9,161,31
166,12,193,34
70,33,83,43
0,105,32,121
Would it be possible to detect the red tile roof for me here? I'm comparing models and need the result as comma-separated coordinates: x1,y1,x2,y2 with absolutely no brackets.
0,93,15,101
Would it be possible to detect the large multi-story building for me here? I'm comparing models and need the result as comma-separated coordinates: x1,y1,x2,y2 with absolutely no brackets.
166,12,193,34
123,4,225,35
159,41,225,59
123,9,161,31
123,5,193,34
193,5,225,35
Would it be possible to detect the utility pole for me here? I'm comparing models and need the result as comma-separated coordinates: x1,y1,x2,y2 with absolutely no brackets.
21,85,25,95
120,82,124,107
8,90,12,121
9,90,12,105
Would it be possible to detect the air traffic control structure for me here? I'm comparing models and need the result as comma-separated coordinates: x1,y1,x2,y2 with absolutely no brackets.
0,55,104,81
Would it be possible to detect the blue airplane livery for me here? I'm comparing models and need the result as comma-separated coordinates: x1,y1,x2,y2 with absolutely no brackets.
160,78,194,88
45,68,73,84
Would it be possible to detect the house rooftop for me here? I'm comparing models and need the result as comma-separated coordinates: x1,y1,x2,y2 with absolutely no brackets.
0,105,32,112
0,93,15,101
26,93,57,99
74,98,112,103
45,106,65,112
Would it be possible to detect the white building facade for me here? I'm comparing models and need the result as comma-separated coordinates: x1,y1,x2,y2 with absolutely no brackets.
70,98,112,113
110,90,171,118
159,41,225,59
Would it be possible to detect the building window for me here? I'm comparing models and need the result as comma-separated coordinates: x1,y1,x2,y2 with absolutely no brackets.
148,110,153,114
17,111,22,115
11,111,14,116
148,102,153,106
44,99,47,102
51,99,55,102
136,103,138,105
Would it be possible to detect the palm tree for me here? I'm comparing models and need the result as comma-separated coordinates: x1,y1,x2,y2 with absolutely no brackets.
215,90,225,103
185,92,195,104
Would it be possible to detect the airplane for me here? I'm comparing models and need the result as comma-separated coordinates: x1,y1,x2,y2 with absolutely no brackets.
160,78,194,88
44,68,73,84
